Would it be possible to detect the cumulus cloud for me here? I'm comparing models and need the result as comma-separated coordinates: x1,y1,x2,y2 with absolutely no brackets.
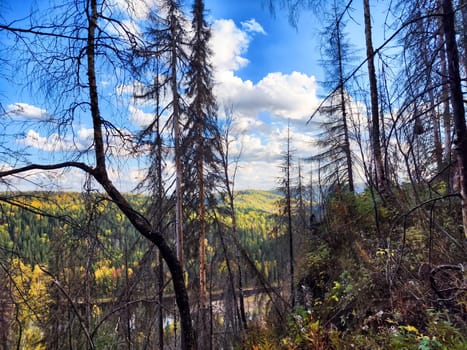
6,103,49,120
231,134,273,162
215,70,319,121
210,19,251,72
78,128,94,141
17,130,81,152
210,18,319,121
208,17,321,189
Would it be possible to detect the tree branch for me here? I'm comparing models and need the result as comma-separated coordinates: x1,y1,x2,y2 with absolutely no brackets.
0,162,94,178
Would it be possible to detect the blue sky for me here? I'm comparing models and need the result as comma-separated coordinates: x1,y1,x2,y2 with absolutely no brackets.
205,0,322,83
0,0,390,191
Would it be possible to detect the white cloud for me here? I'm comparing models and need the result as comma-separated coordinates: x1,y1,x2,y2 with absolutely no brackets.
129,105,155,128
17,130,81,152
234,161,279,190
241,19,266,35
6,103,49,120
78,128,94,141
230,114,264,134
210,19,319,122
210,19,251,72
15,127,141,159
215,71,319,121
232,134,272,162
225,120,317,190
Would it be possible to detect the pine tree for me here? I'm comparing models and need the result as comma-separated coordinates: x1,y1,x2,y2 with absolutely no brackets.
313,1,354,193
184,0,220,346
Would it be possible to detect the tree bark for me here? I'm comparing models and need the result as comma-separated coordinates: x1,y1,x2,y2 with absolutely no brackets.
363,0,386,193
336,16,354,192
441,0,467,239
460,0,467,71
438,30,452,165
285,128,295,308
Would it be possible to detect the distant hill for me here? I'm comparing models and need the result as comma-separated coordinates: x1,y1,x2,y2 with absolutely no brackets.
234,190,281,214
0,190,283,265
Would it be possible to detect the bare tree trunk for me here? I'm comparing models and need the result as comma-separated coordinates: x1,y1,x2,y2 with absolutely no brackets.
219,111,247,330
336,13,354,192
363,0,386,193
198,123,210,349
439,35,453,166
430,95,443,173
460,0,467,71
284,127,295,309
418,15,443,173
441,0,467,239
173,72,184,269
86,1,194,347
157,252,164,350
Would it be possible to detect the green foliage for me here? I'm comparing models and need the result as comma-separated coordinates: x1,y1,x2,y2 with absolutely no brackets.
388,316,466,350
302,238,331,277
283,307,329,349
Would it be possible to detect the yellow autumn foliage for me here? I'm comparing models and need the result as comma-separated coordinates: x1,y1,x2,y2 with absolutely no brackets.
9,258,52,349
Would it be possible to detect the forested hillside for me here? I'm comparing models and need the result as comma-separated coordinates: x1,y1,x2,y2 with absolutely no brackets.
0,190,288,349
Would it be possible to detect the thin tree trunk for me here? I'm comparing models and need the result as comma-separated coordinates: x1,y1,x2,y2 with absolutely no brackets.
285,128,295,309
219,111,247,330
157,252,164,350
418,15,443,172
219,224,241,334
438,32,452,166
198,119,209,348
173,81,184,268
441,0,467,239
460,0,467,71
363,0,386,193
336,15,354,192
154,65,165,350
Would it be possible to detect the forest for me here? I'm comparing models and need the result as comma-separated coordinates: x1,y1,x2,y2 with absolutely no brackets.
0,0,466,349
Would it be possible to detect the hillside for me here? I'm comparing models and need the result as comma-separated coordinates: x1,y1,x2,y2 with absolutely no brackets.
0,190,281,265
234,189,281,214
